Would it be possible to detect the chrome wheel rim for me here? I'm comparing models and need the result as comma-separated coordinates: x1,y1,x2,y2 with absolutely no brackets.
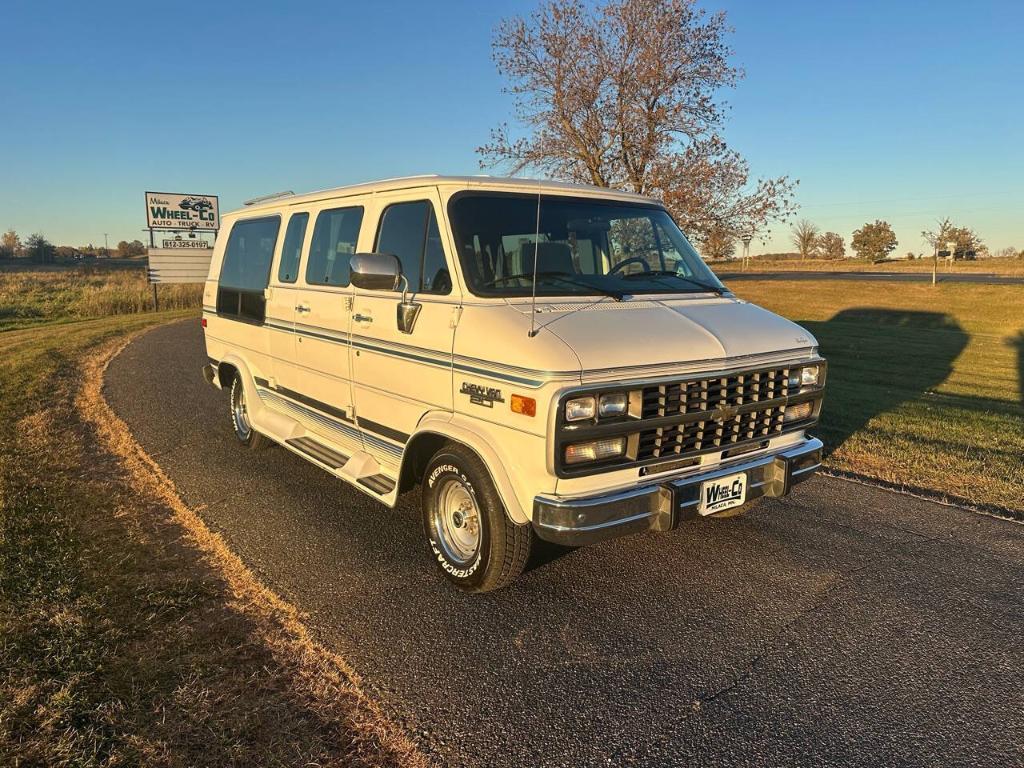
433,477,481,565
232,380,251,439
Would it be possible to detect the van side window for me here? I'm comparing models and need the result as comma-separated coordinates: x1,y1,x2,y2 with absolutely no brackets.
217,215,280,322
278,212,308,283
307,206,364,286
375,201,452,295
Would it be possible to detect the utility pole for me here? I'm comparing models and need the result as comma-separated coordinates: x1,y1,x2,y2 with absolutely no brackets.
103,232,109,257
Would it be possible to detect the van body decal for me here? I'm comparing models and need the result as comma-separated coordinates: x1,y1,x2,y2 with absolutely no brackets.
460,382,504,408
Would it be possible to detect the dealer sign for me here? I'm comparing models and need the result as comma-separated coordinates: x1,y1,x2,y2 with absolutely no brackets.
145,191,220,231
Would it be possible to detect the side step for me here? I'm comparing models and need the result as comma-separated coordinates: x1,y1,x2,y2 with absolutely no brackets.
286,436,349,469
358,474,397,495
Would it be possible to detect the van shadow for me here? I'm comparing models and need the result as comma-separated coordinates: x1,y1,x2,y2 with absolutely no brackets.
798,308,969,456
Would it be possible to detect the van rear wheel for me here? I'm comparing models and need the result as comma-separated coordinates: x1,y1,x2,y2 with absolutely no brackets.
422,443,531,592
229,373,270,450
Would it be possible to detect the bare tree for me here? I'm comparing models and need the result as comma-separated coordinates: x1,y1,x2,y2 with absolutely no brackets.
480,0,797,242
921,217,984,258
791,219,819,260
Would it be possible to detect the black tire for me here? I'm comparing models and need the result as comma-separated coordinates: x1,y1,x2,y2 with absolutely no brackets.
421,443,531,592
229,373,270,450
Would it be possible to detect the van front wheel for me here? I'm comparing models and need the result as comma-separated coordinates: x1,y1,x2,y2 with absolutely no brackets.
422,444,531,592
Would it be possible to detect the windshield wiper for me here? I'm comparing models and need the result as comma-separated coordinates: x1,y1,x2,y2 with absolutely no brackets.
620,270,726,295
484,271,625,300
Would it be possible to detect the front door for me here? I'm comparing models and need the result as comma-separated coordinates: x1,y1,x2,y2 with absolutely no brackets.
350,192,459,468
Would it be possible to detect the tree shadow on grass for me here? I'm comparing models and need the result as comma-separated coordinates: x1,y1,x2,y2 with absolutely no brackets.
797,308,969,456
1012,331,1024,407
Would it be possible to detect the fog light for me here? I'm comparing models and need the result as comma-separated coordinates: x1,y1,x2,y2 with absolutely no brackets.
565,396,596,422
565,437,626,465
784,401,813,422
598,392,628,417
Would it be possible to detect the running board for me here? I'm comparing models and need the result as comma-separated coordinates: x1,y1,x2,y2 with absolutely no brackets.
286,436,349,470
358,474,397,495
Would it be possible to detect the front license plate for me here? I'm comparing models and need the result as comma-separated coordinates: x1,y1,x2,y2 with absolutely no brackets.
698,472,747,515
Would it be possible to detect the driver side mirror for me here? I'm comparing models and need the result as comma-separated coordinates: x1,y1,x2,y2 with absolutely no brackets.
350,252,402,291
349,252,422,334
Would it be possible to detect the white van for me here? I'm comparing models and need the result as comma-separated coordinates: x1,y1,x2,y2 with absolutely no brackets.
201,176,825,591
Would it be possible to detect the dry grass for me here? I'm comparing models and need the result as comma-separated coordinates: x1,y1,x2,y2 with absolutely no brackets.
714,256,1024,276
0,315,425,767
732,280,1024,514
0,265,202,330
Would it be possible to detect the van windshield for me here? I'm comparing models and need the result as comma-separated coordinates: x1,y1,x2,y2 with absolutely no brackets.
447,193,726,299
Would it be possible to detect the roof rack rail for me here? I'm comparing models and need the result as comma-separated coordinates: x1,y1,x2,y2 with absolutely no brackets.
243,190,295,206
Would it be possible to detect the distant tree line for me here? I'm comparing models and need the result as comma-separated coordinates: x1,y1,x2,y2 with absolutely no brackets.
765,216,1017,263
0,229,146,262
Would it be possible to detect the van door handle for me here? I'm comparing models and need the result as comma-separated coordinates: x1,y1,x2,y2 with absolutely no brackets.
295,304,310,313
353,313,373,323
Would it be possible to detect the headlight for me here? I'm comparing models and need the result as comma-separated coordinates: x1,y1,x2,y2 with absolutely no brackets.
565,396,596,422
564,437,626,465
598,392,628,417
800,365,821,387
788,365,822,390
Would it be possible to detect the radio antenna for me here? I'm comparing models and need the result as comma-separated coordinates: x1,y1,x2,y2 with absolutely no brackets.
528,185,541,338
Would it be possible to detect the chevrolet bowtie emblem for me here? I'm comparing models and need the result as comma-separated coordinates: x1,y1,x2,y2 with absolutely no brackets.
712,405,739,421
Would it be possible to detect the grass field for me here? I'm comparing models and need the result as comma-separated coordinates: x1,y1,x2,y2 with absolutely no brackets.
714,256,1024,275
730,279,1024,514
0,265,202,331
0,281,418,765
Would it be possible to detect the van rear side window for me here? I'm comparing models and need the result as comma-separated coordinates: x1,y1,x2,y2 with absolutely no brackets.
307,207,364,286
217,216,280,322
277,212,309,284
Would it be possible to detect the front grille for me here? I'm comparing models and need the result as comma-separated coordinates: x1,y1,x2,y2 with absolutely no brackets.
637,367,792,461
641,367,791,419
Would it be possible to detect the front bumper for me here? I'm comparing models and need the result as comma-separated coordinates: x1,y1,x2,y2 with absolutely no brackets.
532,437,823,546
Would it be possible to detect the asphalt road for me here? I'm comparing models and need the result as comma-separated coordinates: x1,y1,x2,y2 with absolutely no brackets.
106,320,1024,767
721,270,1024,285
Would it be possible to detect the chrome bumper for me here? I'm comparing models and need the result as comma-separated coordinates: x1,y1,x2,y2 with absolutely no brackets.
532,437,823,546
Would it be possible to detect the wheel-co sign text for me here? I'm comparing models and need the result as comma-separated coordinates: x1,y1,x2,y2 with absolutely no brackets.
145,191,220,230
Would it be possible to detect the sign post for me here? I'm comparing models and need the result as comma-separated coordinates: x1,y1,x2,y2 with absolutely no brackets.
740,231,754,271
143,192,220,310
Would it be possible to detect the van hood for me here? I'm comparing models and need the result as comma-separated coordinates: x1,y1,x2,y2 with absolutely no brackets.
537,297,816,374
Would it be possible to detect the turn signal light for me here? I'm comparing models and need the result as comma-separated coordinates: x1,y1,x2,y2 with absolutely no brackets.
201,317,207,328
783,401,813,422
511,394,536,417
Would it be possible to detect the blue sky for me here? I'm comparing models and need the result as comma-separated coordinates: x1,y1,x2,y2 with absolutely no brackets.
1,0,1021,254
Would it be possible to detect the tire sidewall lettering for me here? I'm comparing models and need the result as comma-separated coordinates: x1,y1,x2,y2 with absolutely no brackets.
427,459,484,581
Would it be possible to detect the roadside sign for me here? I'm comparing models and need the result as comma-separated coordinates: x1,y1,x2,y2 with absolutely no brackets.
145,191,220,231
147,247,213,284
